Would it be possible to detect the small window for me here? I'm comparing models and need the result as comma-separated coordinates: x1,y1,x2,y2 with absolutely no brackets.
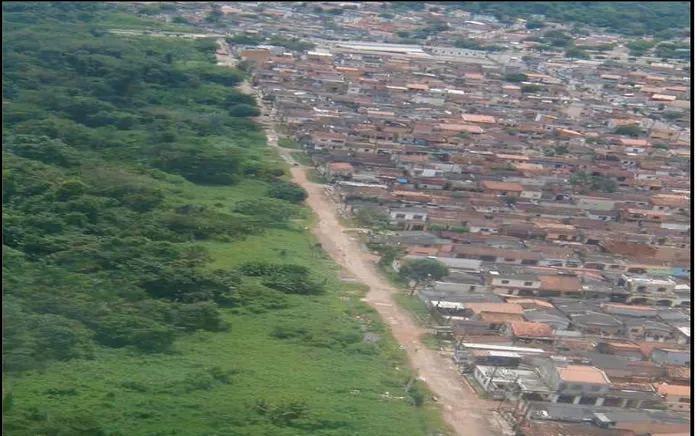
589,385,601,391
395,214,406,219
524,281,534,286
679,397,690,403
412,215,423,220
504,258,516,262
657,287,667,293
500,280,510,284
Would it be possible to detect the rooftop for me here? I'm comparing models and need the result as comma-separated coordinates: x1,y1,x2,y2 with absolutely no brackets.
557,365,610,385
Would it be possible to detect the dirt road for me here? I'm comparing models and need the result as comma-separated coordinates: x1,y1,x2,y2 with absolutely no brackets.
256,106,509,436
286,166,507,436
220,42,511,433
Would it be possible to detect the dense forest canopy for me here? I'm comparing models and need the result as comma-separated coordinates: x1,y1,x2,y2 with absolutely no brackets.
2,1,311,376
390,1,691,36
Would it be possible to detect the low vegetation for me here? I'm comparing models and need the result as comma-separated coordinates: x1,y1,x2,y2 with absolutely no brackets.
2,3,448,435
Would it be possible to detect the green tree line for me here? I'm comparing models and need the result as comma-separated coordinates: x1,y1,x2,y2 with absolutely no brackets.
2,2,313,374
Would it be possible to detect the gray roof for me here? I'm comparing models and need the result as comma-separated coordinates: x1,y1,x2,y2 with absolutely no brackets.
421,291,502,304
404,255,482,271
523,309,570,323
526,402,690,426
390,207,430,214
552,300,603,315
570,312,623,327
657,309,691,322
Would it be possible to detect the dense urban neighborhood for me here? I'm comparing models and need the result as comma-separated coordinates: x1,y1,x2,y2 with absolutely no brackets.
3,2,692,436
219,2,692,434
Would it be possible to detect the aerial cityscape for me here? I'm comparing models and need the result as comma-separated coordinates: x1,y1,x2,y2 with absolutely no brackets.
2,2,692,436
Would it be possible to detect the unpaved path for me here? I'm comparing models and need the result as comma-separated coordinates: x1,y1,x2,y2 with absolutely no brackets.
262,119,508,436
286,166,506,436
221,45,510,434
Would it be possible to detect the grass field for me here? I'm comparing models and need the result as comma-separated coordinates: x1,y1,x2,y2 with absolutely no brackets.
278,138,304,150
3,167,450,436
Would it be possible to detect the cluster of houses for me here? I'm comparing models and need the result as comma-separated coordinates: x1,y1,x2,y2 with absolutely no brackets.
211,3,693,435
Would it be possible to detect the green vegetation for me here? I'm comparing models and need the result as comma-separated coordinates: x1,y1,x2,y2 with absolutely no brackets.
278,138,304,149
225,33,264,46
615,125,645,137
626,39,655,56
661,112,684,121
306,169,329,184
569,172,618,193
225,33,315,52
393,294,432,327
2,3,448,436
504,73,529,82
565,46,590,60
525,20,546,29
521,84,542,94
266,36,316,52
354,207,391,230
653,42,691,60
453,38,505,52
450,2,691,36
398,259,450,296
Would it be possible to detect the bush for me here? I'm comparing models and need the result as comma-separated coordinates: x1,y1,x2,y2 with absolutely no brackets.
268,180,308,203
263,275,325,295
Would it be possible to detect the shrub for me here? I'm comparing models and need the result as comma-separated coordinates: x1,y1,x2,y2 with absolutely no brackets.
268,180,307,203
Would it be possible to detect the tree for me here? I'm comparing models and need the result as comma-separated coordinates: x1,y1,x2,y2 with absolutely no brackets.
614,125,644,137
268,180,307,203
398,259,449,295
525,20,545,29
355,207,389,230
205,6,223,23
229,103,260,118
661,111,683,121
504,73,528,82
232,197,301,223
565,46,590,59
626,39,654,56
520,84,542,94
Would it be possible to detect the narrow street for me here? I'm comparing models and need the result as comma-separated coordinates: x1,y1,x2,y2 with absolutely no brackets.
221,41,512,436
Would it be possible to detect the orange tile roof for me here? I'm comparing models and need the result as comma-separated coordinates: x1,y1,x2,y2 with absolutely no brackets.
466,303,524,315
509,321,554,338
558,365,609,385
438,123,484,134
537,275,582,292
655,383,691,398
461,113,496,124
479,312,525,323
481,181,524,192
619,138,649,146
328,162,354,172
